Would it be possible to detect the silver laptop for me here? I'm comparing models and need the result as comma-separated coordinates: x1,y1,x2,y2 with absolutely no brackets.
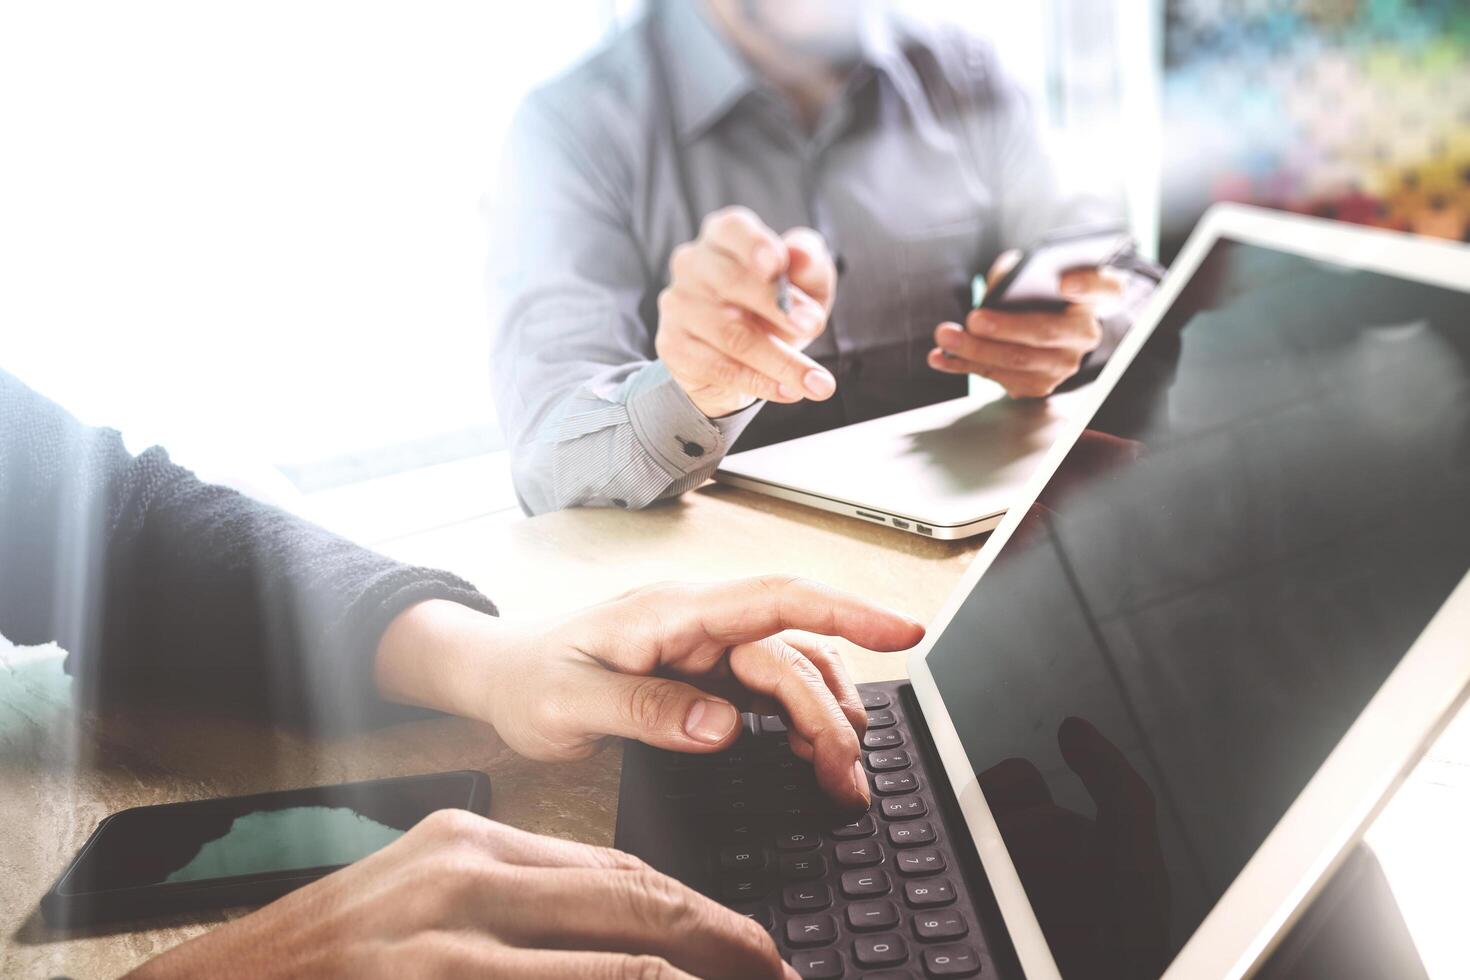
619,204,1470,978
716,383,1103,540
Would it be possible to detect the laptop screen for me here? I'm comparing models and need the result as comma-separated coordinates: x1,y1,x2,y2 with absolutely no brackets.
925,239,1470,977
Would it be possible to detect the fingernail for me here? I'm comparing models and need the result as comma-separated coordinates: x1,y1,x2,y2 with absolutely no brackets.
936,325,962,348
684,699,738,743
791,304,821,333
753,245,780,279
852,759,871,804
776,383,798,400
804,369,835,399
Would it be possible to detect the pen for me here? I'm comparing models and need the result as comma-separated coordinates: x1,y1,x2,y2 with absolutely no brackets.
775,273,791,315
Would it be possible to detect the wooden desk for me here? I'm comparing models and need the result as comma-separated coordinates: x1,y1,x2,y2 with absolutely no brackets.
3,483,1466,977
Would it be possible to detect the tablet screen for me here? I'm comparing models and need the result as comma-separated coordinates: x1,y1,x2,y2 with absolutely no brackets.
925,239,1470,977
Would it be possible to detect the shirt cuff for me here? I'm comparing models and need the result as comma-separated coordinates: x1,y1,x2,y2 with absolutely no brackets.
624,361,761,478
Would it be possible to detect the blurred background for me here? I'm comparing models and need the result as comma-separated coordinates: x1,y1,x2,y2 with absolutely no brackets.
4,0,1465,530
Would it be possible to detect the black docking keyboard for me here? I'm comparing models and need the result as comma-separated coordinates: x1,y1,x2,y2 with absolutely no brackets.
615,681,1020,979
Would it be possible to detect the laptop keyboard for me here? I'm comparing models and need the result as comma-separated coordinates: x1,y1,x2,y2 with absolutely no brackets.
618,682,997,979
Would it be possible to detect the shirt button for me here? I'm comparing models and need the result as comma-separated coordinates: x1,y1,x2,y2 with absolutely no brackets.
680,439,705,458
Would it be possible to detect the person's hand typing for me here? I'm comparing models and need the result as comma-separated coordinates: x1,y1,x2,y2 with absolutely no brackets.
375,577,926,811
128,809,801,980
656,206,838,418
927,250,1123,398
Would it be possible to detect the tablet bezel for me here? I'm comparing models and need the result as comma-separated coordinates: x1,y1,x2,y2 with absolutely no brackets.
905,203,1470,979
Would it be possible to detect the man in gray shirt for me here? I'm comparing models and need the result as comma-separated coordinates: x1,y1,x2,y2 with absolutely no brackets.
490,0,1141,515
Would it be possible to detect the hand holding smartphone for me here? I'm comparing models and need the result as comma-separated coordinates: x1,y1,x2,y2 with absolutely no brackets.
978,225,1134,309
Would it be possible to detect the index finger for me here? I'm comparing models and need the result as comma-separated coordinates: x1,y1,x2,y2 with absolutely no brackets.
690,576,926,652
700,206,787,283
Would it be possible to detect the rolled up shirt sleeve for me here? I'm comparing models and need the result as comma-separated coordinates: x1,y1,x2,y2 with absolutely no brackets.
489,96,759,515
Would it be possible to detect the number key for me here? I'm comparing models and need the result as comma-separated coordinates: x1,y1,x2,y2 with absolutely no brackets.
914,908,968,941
881,795,928,820
896,847,946,876
867,749,911,772
923,943,982,977
874,771,917,795
904,877,956,907
887,820,936,848
863,729,904,749
861,690,891,709
866,708,898,729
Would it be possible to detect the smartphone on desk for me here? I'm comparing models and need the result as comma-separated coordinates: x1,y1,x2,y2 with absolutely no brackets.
979,224,1133,310
42,770,491,928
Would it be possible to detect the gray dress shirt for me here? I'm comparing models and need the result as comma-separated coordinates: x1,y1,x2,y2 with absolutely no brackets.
489,0,1129,515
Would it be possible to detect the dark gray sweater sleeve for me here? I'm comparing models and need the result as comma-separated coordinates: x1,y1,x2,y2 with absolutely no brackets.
0,370,498,732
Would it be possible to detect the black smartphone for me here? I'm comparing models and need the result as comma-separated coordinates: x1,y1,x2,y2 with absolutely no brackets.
42,770,491,928
980,224,1132,310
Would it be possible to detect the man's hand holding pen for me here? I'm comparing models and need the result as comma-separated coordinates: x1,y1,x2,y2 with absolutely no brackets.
656,205,838,418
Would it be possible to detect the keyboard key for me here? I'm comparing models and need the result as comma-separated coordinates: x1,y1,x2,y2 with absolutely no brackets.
854,933,909,968
881,796,928,820
864,973,916,980
713,819,762,844
759,714,788,734
779,854,828,879
861,691,891,710
775,829,821,852
840,868,892,897
834,840,884,867
723,875,771,900
863,729,905,749
718,846,765,871
904,878,957,907
717,796,754,815
867,749,912,772
866,708,898,729
732,902,774,931
914,908,968,941
896,848,946,876
874,771,917,795
791,950,844,979
829,814,876,839
887,821,936,848
923,943,982,977
782,882,833,912
786,913,837,946
846,899,900,931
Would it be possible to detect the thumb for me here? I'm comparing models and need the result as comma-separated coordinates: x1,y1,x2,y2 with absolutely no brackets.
588,672,744,752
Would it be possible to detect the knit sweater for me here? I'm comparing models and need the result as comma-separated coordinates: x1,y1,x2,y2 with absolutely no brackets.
0,369,497,732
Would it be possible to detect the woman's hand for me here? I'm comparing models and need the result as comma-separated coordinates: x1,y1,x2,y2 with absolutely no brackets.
129,809,800,980
374,576,926,810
